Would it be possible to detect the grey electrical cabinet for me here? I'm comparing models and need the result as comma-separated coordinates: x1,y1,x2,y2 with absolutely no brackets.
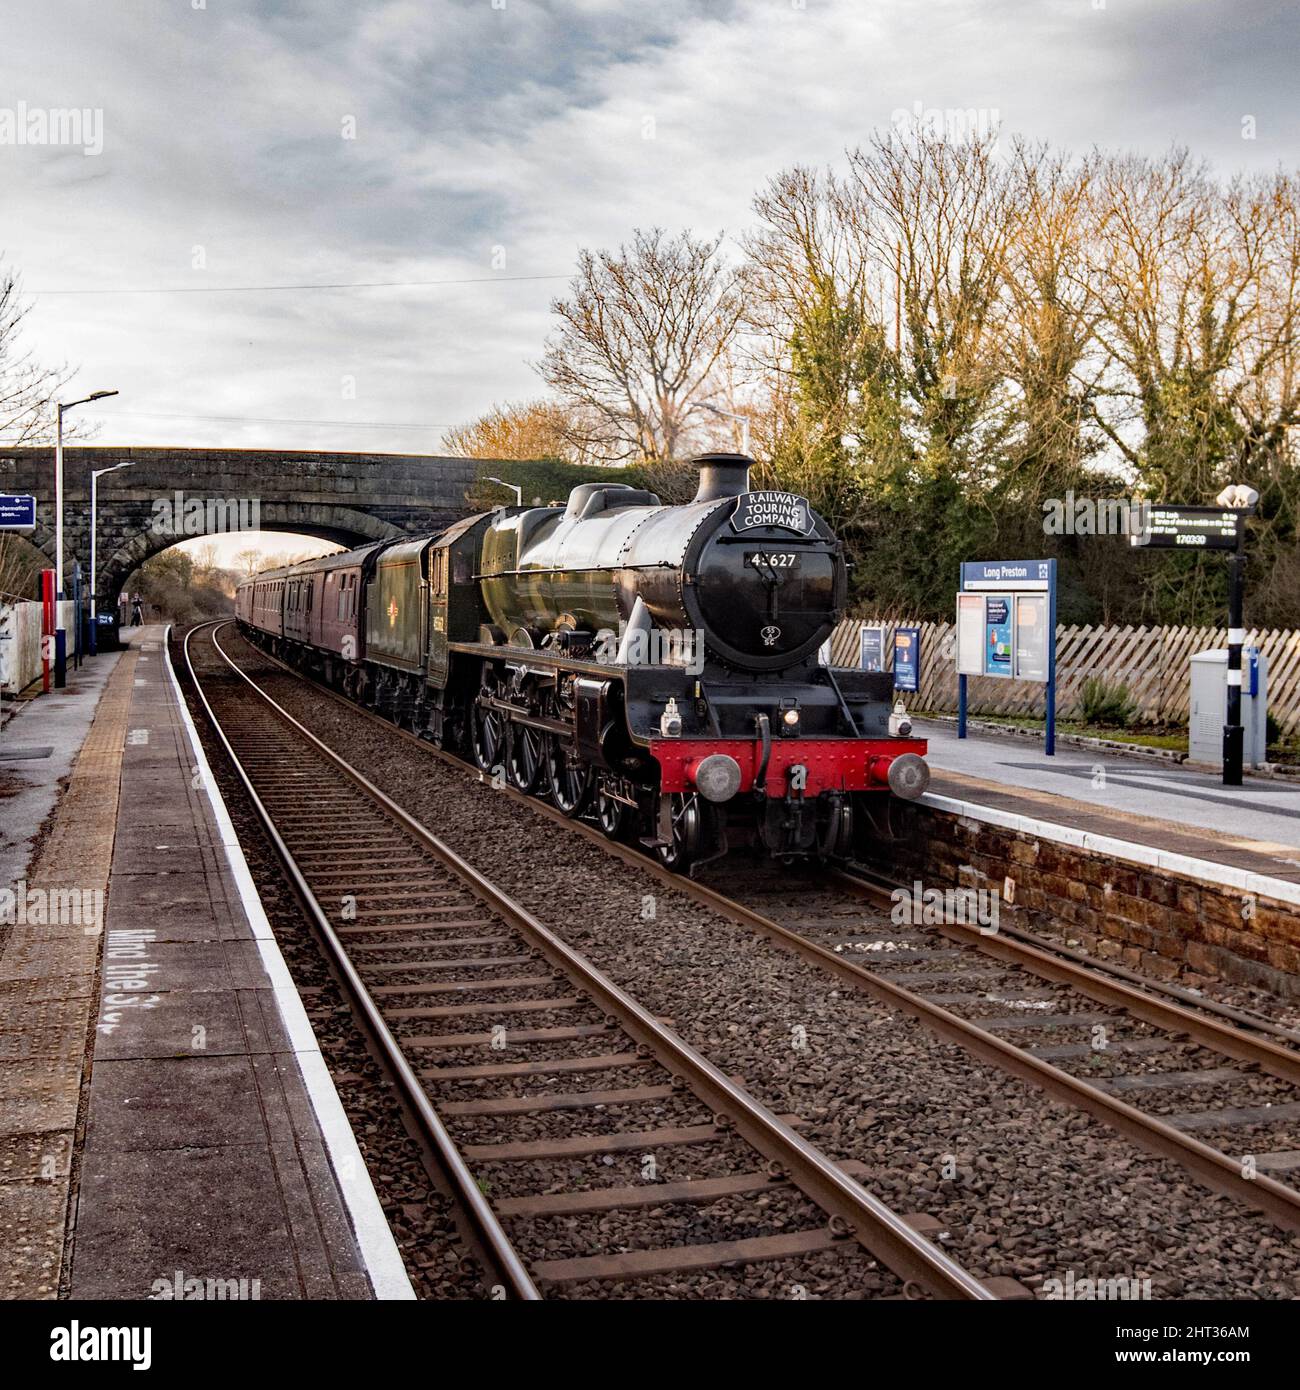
1189,648,1269,768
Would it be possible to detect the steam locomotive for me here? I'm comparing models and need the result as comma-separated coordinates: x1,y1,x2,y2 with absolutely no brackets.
234,453,929,870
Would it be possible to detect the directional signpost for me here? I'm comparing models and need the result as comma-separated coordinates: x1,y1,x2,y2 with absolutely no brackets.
0,495,37,532
1132,499,1255,785
957,560,1058,755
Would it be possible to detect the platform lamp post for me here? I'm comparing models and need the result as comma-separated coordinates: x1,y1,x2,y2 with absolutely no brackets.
88,461,134,655
55,390,119,600
484,476,522,506
699,403,751,457
1215,483,1260,787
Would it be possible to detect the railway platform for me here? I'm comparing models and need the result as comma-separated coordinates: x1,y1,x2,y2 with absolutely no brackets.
917,719,1300,894
888,719,1300,999
0,625,410,1301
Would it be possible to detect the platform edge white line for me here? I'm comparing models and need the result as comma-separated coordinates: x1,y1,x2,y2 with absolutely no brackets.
163,625,416,1301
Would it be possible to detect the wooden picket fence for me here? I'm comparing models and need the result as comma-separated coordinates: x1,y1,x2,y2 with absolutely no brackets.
829,618,1300,737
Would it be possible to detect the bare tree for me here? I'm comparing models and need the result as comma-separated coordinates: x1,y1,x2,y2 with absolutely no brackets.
0,264,73,445
994,141,1108,501
843,126,1016,473
234,547,265,579
743,164,893,531
537,228,745,462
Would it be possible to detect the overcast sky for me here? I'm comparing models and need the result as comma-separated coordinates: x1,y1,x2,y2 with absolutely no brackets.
4,0,1299,465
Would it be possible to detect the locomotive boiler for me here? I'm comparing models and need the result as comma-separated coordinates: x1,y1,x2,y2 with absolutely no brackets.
236,453,930,871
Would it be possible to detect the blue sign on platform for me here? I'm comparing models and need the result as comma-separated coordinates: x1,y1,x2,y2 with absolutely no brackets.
984,596,1013,676
893,626,920,692
0,495,36,531
960,559,1052,591
859,625,885,673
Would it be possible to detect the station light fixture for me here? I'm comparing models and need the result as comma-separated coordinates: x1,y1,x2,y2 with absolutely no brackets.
54,389,119,599
485,476,522,506
1215,484,1260,510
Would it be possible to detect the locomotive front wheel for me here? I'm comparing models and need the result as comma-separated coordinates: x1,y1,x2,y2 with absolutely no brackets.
506,721,545,794
545,735,593,817
595,787,628,840
656,792,704,872
471,698,506,774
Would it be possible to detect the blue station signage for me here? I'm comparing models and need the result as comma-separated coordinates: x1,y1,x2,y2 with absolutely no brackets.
0,494,36,531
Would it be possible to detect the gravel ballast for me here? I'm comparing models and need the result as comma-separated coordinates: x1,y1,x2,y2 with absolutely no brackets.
197,629,1300,1299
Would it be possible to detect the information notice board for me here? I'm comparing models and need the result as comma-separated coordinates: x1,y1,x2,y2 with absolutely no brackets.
956,559,1058,753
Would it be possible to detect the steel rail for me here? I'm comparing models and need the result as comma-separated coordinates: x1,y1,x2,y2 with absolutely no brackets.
184,622,542,1301
220,623,1300,1233
202,622,998,1301
831,865,1300,1084
667,882,1300,1237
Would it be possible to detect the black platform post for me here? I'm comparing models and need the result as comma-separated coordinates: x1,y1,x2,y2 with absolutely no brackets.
1222,545,1245,787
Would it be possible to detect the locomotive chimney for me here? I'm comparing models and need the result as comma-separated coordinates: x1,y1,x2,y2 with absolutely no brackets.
693,453,752,504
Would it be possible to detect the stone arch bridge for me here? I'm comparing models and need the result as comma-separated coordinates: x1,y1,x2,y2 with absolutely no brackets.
0,447,489,604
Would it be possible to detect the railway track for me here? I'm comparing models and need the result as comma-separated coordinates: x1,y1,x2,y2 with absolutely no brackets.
202,619,1300,1258
185,621,1009,1300
696,861,1300,1237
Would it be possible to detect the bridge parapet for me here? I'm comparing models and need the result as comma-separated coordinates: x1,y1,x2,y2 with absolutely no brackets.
0,447,485,602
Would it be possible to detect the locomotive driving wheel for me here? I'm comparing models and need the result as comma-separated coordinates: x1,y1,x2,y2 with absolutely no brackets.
545,735,593,816
470,671,506,774
595,785,629,839
544,683,592,816
505,720,545,794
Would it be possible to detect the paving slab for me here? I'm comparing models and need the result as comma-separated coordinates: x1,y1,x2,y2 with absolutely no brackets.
0,640,135,1298
67,626,397,1300
1,626,406,1300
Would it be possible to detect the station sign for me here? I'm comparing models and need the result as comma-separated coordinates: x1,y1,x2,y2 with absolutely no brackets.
1129,506,1242,550
956,560,1055,683
0,494,36,531
960,559,1052,591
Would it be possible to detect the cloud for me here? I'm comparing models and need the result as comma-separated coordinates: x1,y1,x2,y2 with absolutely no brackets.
0,0,1294,465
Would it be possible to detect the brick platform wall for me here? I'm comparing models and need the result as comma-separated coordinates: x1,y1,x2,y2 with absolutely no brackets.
868,801,1300,1001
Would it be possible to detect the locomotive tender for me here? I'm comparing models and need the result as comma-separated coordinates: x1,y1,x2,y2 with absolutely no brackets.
235,453,929,870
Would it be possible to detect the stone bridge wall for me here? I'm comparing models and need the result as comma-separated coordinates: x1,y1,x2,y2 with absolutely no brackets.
0,447,483,602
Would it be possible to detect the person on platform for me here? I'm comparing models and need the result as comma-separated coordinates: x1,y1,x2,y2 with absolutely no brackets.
131,596,143,627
